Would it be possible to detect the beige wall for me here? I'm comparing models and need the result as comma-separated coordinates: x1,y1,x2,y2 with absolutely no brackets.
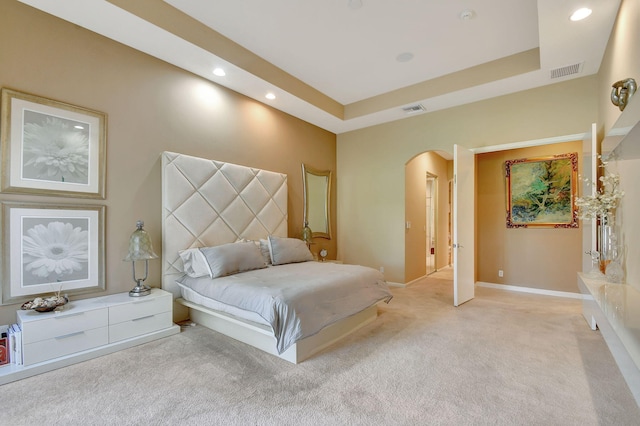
404,152,451,282
598,0,640,135
476,141,583,293
617,157,640,291
338,77,597,284
0,1,336,324
598,0,640,291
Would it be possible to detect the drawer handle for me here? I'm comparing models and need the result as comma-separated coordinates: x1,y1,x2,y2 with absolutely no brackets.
133,299,154,305
133,315,154,322
54,312,85,319
55,331,85,340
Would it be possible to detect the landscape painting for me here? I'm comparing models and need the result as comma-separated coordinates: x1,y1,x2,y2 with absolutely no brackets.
505,153,578,228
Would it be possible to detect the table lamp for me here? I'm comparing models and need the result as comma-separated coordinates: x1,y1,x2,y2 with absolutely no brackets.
124,220,158,297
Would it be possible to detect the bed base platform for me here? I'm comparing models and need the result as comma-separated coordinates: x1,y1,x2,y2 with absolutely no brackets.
178,298,378,364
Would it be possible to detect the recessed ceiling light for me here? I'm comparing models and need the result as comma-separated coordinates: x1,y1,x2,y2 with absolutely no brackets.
265,93,276,100
459,9,475,20
570,7,592,21
348,0,363,10
213,68,226,76
74,125,84,130
396,52,414,63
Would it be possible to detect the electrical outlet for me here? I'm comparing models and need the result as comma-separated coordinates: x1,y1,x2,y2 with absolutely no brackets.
498,269,504,277
380,266,385,273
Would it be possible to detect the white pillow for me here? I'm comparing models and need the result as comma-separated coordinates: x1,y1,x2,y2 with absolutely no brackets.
268,236,314,266
199,241,266,278
179,248,212,278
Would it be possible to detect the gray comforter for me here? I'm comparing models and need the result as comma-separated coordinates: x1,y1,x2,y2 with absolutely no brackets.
176,261,392,354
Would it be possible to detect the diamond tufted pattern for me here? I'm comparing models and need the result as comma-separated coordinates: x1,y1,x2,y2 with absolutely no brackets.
162,152,288,297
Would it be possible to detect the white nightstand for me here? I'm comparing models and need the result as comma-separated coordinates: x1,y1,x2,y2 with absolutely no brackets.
104,290,173,344
1,288,179,384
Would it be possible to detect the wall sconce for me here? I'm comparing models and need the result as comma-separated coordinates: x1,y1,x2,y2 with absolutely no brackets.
611,78,637,111
124,220,158,297
302,221,313,248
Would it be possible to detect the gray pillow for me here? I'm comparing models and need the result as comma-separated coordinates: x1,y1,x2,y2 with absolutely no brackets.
268,236,314,266
259,239,272,264
199,242,266,278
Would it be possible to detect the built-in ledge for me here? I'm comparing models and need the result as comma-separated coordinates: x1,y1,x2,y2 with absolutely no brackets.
578,273,640,406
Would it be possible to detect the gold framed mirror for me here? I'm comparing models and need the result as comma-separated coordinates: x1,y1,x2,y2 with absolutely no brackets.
302,164,331,239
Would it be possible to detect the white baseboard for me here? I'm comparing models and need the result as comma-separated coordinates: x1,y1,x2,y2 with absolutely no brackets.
477,281,586,300
388,277,586,299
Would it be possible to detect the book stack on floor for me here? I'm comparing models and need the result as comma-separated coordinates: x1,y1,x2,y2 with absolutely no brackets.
0,324,22,367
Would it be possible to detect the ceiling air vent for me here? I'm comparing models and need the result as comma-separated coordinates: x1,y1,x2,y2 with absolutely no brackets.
550,62,583,79
402,104,426,114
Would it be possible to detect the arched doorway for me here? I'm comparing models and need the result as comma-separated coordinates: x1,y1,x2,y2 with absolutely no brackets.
404,151,453,283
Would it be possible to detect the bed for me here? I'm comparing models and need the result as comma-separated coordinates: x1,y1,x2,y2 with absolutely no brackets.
161,151,392,363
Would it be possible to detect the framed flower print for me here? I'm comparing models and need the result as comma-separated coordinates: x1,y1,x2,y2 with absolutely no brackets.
0,88,106,199
1,202,105,304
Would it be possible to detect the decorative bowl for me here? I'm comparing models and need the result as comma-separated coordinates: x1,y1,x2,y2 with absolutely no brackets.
21,295,69,312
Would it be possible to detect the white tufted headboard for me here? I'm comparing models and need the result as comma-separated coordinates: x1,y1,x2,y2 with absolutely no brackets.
161,152,288,298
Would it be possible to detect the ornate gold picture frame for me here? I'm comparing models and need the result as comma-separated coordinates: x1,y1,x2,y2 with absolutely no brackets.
505,152,578,228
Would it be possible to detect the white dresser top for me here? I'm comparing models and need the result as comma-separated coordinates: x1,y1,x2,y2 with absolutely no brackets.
578,274,640,370
17,288,168,324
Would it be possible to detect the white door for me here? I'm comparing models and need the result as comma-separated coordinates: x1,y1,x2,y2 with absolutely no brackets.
453,144,475,306
582,123,598,273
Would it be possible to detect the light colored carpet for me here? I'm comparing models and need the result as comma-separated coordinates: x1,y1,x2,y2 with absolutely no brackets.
1,276,638,425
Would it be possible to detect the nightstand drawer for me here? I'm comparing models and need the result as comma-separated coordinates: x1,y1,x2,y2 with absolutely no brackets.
20,308,108,344
109,293,172,324
109,311,173,343
23,326,109,365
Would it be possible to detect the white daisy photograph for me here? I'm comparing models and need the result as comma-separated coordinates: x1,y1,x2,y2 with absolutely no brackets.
22,218,90,286
0,88,106,199
1,202,105,304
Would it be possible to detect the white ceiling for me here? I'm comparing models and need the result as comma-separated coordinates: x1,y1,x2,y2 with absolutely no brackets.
166,0,542,105
19,0,621,134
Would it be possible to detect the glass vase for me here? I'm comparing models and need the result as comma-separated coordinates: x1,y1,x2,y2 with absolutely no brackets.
598,214,622,281
605,232,625,283
586,250,604,278
605,252,624,283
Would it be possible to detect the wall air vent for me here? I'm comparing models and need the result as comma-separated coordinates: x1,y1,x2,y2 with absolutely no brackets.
550,62,583,79
402,104,426,114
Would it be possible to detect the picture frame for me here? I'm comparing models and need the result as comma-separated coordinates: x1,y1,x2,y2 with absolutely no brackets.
0,88,106,199
505,152,578,228
1,202,106,305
